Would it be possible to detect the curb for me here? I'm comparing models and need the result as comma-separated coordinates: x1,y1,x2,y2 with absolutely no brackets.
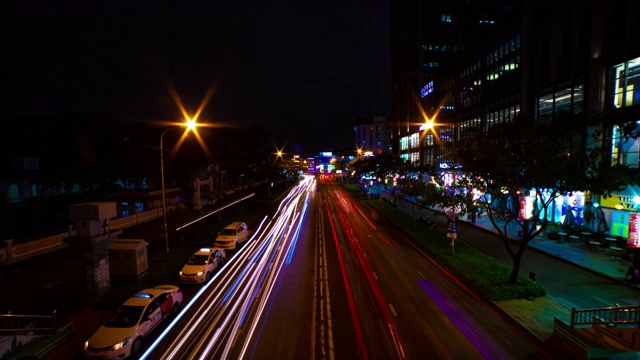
457,219,640,291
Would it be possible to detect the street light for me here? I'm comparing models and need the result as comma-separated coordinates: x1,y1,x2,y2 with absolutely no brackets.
160,119,197,260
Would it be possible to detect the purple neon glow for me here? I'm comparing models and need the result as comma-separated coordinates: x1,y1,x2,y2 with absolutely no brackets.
418,279,509,359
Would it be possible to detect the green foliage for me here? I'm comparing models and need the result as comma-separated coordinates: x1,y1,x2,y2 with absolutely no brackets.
364,199,546,301
342,183,361,192
544,222,561,234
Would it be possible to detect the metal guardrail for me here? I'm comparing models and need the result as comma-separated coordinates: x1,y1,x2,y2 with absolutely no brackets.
571,305,640,327
0,312,57,332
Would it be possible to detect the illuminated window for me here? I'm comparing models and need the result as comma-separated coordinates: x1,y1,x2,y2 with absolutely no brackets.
400,137,409,151
423,134,434,146
611,121,640,168
409,133,419,149
536,84,583,120
609,57,640,108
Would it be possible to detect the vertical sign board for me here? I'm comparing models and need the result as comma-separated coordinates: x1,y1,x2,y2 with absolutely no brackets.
611,210,630,238
447,213,458,239
519,196,535,220
519,197,527,220
629,213,640,248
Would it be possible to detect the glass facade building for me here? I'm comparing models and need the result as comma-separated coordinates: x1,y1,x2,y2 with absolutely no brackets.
391,0,640,242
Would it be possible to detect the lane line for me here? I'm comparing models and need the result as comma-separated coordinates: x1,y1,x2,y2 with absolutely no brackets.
388,304,398,317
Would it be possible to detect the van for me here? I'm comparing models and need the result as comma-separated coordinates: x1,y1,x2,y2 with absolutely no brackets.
214,222,248,250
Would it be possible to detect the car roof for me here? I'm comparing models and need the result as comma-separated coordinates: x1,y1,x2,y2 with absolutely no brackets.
122,286,174,306
193,247,224,255
224,222,246,229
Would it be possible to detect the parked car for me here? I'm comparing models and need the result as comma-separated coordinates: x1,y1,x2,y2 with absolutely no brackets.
214,222,249,250
179,247,227,284
84,285,183,360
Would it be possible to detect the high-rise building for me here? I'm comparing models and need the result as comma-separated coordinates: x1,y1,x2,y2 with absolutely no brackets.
354,115,390,156
391,0,640,237
391,0,521,165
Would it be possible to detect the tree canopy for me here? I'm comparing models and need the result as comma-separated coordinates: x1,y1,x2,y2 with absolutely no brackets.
453,111,640,283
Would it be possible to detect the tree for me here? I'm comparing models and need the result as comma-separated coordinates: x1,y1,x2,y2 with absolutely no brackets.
454,112,640,284
396,177,427,222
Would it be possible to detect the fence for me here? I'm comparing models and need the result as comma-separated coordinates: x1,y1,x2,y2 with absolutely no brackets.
571,305,640,327
0,207,165,268
0,312,57,333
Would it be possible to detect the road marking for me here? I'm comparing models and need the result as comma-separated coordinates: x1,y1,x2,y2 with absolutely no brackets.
312,205,334,360
388,304,398,317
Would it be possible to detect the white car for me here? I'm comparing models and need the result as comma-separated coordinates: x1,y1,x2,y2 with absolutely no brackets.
179,247,227,284
214,222,249,250
84,285,183,360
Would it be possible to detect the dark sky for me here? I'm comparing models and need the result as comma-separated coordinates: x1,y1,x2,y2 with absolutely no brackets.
1,1,391,153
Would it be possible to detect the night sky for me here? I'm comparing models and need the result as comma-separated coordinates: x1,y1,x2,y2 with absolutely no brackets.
1,1,391,153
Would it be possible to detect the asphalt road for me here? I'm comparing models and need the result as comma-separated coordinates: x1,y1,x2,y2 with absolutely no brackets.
140,175,318,359
10,176,639,359
320,182,549,359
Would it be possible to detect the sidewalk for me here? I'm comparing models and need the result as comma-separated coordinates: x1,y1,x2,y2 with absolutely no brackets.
374,187,638,287
471,214,637,286
382,192,640,354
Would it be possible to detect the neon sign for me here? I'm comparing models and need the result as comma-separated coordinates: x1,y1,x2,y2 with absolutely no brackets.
420,81,434,98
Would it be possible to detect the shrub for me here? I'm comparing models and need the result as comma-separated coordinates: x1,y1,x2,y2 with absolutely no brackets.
364,199,546,301
342,183,361,192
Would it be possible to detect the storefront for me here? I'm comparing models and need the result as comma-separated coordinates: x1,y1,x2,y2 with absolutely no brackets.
597,191,640,248
531,189,587,227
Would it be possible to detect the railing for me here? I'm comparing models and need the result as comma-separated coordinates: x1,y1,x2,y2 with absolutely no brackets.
571,305,640,327
0,312,57,333
1,207,167,268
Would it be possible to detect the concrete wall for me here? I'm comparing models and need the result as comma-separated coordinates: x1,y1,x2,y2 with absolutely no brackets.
0,207,165,268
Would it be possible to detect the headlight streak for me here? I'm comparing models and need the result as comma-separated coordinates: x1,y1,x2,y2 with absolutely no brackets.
239,202,308,359
175,193,256,231
162,224,277,359
140,215,270,360
228,180,310,358
142,175,315,360
286,193,308,264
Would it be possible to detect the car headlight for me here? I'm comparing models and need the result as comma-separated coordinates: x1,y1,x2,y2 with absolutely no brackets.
197,271,204,276
111,337,131,351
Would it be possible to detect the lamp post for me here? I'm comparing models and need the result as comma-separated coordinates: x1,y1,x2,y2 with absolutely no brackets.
160,120,197,261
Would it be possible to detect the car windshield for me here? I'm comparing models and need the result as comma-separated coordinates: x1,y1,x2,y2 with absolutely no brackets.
187,254,209,265
219,229,236,236
104,305,144,328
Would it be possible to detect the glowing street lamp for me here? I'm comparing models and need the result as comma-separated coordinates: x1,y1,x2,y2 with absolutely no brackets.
420,119,434,132
160,119,197,260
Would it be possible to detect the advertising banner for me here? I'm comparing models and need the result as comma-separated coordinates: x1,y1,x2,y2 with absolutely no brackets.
447,213,458,239
611,210,630,238
518,196,536,220
629,213,639,248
